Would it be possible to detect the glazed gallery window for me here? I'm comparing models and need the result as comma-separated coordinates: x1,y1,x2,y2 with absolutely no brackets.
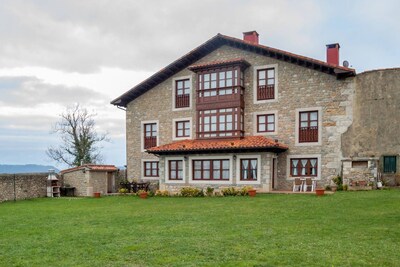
175,79,190,108
198,68,244,97
144,161,159,177
257,68,275,100
383,156,397,173
144,123,157,149
175,120,190,138
299,111,318,143
197,108,243,138
240,159,258,180
257,114,275,133
193,159,230,180
290,158,318,177
169,160,183,180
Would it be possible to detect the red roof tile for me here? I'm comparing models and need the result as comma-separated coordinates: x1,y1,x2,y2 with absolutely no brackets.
60,164,118,174
147,136,288,154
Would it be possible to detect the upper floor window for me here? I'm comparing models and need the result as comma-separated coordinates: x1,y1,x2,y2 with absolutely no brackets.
175,79,190,108
198,68,244,97
144,123,157,149
257,114,275,133
383,156,397,173
176,120,190,138
257,68,275,100
197,108,244,138
290,158,318,177
299,111,318,143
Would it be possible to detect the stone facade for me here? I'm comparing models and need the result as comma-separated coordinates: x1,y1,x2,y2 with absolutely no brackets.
62,170,116,196
125,44,355,191
0,173,62,202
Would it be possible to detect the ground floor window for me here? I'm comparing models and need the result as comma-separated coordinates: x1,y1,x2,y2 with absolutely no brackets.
240,159,258,180
290,158,317,177
383,156,397,173
193,159,229,180
144,161,159,177
169,160,183,180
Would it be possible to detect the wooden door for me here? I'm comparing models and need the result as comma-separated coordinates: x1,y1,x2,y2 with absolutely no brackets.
107,172,114,193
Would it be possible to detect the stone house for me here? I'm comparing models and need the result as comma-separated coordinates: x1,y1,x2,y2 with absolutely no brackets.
61,164,118,196
111,31,399,192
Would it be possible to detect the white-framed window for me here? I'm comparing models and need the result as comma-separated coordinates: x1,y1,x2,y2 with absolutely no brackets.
236,155,262,185
172,76,192,111
165,157,186,184
253,110,278,135
188,155,233,184
141,159,160,180
253,64,278,104
286,154,321,180
141,120,159,152
172,117,192,140
295,107,322,146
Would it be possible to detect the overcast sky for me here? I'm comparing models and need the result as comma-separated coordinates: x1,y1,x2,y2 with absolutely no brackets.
0,0,399,170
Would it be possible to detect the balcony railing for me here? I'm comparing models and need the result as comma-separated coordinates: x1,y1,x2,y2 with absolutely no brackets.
299,127,318,143
257,85,274,100
175,94,190,108
196,86,243,105
196,130,244,139
144,137,157,149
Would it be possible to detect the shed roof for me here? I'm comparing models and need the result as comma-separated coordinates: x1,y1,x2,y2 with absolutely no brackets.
60,164,118,174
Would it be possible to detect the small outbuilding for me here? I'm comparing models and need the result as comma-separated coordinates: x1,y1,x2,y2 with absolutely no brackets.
60,164,118,196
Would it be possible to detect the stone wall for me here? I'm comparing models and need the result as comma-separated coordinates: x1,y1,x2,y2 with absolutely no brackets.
63,170,88,196
89,171,108,194
126,45,354,190
341,68,400,183
0,173,62,202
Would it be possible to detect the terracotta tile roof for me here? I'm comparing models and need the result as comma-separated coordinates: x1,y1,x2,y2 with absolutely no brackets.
111,33,356,107
147,136,288,154
60,164,118,174
188,58,250,71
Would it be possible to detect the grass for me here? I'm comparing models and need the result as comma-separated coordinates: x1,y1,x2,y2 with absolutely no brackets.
0,190,399,266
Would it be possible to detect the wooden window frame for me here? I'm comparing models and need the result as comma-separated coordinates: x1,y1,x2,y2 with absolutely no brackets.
240,158,258,181
383,156,397,173
175,120,190,138
192,159,230,180
257,68,275,100
197,108,243,138
197,67,242,96
168,160,183,180
290,158,318,177
257,114,275,133
143,122,157,149
298,110,319,143
175,79,190,109
144,161,159,177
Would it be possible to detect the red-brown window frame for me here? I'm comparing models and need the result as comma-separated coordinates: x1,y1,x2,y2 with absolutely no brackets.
192,159,230,180
169,160,183,180
198,67,243,93
299,111,318,143
175,120,190,138
257,114,275,133
240,158,258,180
197,108,243,138
144,161,159,177
290,158,318,177
257,68,275,100
175,79,190,108
144,123,157,149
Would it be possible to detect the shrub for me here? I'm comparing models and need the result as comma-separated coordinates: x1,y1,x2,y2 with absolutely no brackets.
180,187,203,197
155,190,170,197
332,175,343,191
325,185,332,191
238,186,253,196
221,187,238,196
206,187,214,197
343,184,348,191
119,188,129,194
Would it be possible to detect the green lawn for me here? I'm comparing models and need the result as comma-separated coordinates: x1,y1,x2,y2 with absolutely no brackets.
0,190,399,267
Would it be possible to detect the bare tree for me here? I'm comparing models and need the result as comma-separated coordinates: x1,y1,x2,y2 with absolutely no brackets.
47,104,109,167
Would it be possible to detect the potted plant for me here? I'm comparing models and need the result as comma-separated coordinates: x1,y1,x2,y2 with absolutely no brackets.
247,187,257,197
138,190,148,199
93,192,101,198
315,188,325,196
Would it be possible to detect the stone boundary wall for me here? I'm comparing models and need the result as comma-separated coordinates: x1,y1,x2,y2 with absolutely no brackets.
0,173,62,202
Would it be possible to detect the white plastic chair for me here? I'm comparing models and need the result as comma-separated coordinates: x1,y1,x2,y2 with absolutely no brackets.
292,178,302,192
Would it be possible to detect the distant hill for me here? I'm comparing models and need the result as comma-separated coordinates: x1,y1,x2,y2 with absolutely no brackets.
0,164,60,174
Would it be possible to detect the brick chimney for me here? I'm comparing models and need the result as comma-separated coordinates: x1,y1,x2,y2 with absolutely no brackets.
243,31,259,45
326,43,340,65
